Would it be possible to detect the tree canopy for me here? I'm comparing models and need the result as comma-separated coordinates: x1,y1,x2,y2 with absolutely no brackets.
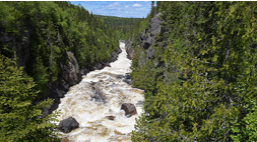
0,1,119,95
0,55,59,141
131,2,257,141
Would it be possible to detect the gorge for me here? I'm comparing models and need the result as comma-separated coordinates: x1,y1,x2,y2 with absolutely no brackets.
55,42,144,141
2,1,257,142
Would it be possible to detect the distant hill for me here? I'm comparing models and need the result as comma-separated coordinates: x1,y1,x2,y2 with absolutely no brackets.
95,14,144,39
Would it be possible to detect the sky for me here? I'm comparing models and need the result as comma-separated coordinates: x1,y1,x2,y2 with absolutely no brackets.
70,1,152,18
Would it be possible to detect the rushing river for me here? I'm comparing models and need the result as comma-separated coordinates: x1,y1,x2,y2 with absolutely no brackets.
55,42,144,142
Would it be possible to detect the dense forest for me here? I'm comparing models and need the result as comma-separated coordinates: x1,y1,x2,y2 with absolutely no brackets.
0,1,121,141
0,1,119,95
95,15,143,40
129,1,257,141
2,1,257,141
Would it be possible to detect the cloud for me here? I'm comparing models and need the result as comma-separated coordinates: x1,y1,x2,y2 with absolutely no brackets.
106,2,122,10
113,2,120,6
107,2,120,7
70,1,151,18
132,4,142,7
135,8,144,11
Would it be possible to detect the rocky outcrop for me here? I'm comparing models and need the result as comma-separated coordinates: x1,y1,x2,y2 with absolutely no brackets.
121,103,137,117
59,117,79,133
46,51,82,113
139,13,163,61
126,13,163,62
125,37,134,60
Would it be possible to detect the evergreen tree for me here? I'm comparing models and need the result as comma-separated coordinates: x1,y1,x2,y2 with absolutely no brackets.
0,55,59,141
131,1,257,141
0,1,119,97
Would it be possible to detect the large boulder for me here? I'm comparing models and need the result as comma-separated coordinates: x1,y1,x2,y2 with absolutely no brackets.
59,117,79,133
121,103,137,117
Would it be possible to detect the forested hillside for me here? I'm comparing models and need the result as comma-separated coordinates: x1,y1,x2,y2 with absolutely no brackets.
0,1,120,112
3,1,257,141
0,1,120,141
129,1,257,141
95,15,143,40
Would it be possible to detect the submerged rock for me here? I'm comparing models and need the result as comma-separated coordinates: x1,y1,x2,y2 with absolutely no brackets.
123,79,131,85
106,115,115,120
59,117,79,133
123,73,132,85
91,84,106,103
125,74,131,80
105,64,111,67
116,75,124,79
121,103,137,117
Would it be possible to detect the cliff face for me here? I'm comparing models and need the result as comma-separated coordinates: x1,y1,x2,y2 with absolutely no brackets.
126,13,163,64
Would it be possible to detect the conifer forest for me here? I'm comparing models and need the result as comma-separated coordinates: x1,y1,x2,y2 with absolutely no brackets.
1,1,257,142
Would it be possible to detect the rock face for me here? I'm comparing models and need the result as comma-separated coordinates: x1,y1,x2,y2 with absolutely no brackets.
121,103,137,117
126,13,163,62
139,13,163,63
59,117,79,133
125,37,134,60
143,13,163,49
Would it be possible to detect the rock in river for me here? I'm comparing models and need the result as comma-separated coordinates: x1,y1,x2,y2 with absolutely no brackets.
106,115,116,120
59,117,79,133
121,103,137,117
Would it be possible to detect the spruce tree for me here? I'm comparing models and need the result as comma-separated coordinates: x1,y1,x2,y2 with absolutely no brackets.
0,55,59,141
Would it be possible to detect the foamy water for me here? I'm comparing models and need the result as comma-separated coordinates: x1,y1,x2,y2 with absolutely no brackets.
55,42,144,142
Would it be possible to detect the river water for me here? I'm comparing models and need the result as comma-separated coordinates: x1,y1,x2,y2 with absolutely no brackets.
55,42,144,142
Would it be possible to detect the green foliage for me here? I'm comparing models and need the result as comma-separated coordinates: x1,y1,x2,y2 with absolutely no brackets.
95,15,144,40
131,1,257,141
0,55,60,141
0,1,119,95
0,2,120,140
131,60,157,92
32,57,49,93
231,100,257,141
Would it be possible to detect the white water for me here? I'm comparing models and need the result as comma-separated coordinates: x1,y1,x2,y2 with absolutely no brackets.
55,42,144,142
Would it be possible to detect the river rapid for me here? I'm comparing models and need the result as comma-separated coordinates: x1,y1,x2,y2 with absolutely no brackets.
55,42,144,142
